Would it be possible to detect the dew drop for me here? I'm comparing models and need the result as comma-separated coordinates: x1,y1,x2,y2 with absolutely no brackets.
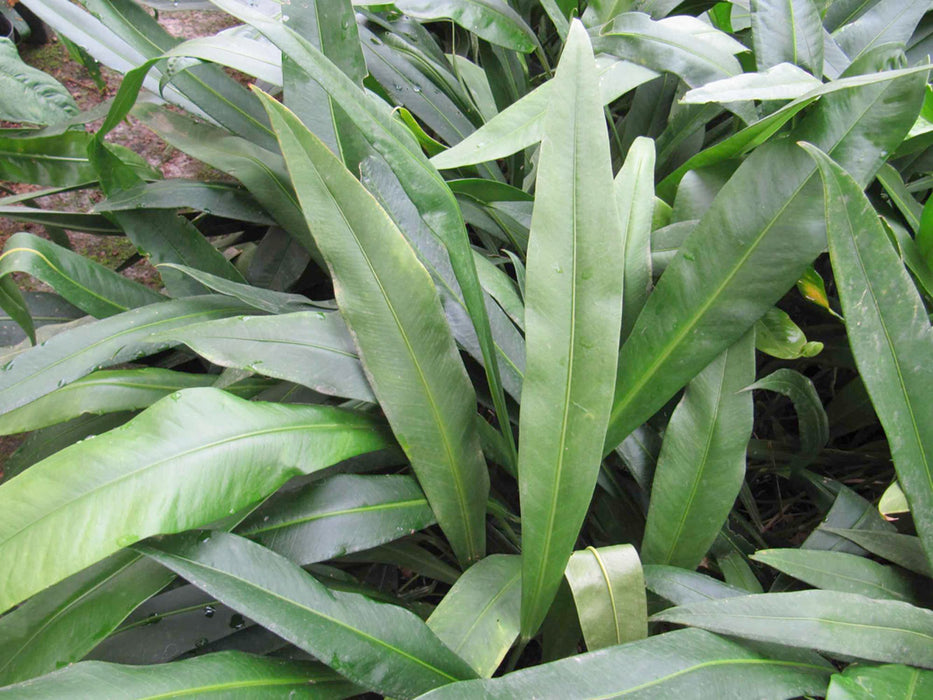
229,613,245,629
203,605,215,618
195,637,208,649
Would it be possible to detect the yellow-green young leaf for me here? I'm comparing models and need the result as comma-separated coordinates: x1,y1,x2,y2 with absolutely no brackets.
427,555,521,677
254,90,489,566
641,331,754,570
0,651,356,699
803,143,933,570
518,20,623,639
564,545,647,651
417,628,833,699
827,663,933,700
755,307,824,359
615,137,656,341
0,388,392,614
653,590,933,668
880,481,910,516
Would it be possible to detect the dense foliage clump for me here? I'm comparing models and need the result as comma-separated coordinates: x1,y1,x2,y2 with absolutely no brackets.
0,0,932,697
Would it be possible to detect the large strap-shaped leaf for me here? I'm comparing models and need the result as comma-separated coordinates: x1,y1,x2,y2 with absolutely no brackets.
211,0,513,460
643,565,749,605
426,554,521,677
0,232,163,339
564,544,647,651
133,104,320,264
0,130,154,187
255,89,489,567
517,21,623,639
156,311,375,402
284,0,367,164
0,296,251,415
0,388,392,613
752,549,923,603
750,0,824,76
603,65,928,453
95,180,274,225
416,628,832,699
0,552,171,685
641,330,754,570
616,137,656,341
0,368,218,436
653,590,933,668
139,531,478,698
804,143,933,569
82,0,274,149
237,474,435,564
0,651,355,698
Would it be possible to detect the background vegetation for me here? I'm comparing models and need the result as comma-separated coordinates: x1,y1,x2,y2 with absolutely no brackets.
0,0,932,697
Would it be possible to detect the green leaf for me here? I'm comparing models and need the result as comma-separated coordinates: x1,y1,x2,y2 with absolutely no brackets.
0,296,251,416
0,232,163,326
750,0,824,75
565,545,647,650
431,56,658,170
0,553,171,685
641,331,755,569
426,554,521,677
616,137,656,341
156,311,375,402
133,105,321,267
745,368,829,468
755,307,824,359
0,37,78,125
157,264,316,315
832,0,928,64
517,21,623,639
752,549,923,603
824,528,933,578
643,565,749,605
237,474,434,564
139,531,477,698
804,143,933,569
416,628,832,699
0,368,216,436
213,0,513,464
95,180,274,225
0,131,155,187
827,663,933,700
0,205,121,234
604,64,927,454
0,387,391,613
653,590,933,668
0,651,355,699
283,0,367,163
657,66,932,201
597,13,753,123
390,0,536,53
682,63,823,103
255,89,489,567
